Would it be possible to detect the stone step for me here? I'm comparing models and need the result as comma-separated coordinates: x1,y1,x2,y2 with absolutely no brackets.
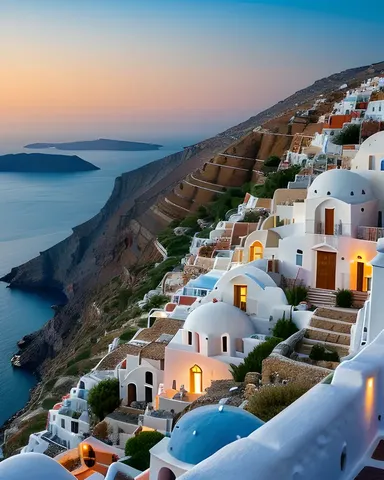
305,326,350,346
295,342,312,356
310,315,354,334
302,337,349,357
314,307,358,324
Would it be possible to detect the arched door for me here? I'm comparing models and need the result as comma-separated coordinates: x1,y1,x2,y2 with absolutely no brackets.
190,365,203,394
249,241,263,261
158,467,176,480
127,383,137,406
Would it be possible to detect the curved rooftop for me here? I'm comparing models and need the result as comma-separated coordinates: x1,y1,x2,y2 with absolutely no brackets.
168,404,264,465
0,453,75,479
183,301,255,337
307,169,374,204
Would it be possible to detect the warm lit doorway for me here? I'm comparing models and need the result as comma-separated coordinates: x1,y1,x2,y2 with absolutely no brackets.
325,208,334,235
356,262,364,292
249,241,263,261
190,365,202,394
127,383,137,406
316,251,336,290
234,285,247,311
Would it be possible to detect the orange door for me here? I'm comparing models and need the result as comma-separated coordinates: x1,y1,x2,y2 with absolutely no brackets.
356,262,364,291
325,209,334,235
316,251,336,290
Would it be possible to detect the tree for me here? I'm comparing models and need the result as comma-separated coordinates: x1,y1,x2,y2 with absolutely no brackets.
124,431,164,471
332,124,360,145
229,336,282,382
88,378,120,420
252,166,301,198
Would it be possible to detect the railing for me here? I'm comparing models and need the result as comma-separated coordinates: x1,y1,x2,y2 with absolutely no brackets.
357,226,384,242
316,222,349,236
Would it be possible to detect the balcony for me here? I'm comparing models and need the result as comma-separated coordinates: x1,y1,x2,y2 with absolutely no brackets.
357,226,384,242
316,222,350,236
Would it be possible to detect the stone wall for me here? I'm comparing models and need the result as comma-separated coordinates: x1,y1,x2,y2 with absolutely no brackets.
262,353,331,386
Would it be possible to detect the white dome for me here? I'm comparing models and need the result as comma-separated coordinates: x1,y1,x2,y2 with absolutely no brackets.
307,169,374,204
357,130,384,155
183,302,255,337
0,453,75,479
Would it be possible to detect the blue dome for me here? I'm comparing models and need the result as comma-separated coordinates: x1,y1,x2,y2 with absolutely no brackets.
168,404,264,465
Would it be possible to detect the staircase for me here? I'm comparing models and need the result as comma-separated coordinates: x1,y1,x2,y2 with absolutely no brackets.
307,288,336,307
297,307,358,358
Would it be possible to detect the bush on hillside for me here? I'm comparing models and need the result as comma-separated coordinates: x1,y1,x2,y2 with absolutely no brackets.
285,285,308,306
67,348,92,367
272,313,299,340
264,155,281,167
246,383,311,421
120,328,137,342
252,166,301,198
124,431,164,471
309,344,339,363
142,294,169,312
336,288,353,308
332,124,360,145
230,336,282,382
88,378,120,420
118,288,132,311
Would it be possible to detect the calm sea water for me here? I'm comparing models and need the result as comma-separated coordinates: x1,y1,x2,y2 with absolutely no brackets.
0,143,182,427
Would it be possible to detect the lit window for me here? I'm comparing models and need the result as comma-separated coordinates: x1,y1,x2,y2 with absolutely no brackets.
296,249,303,266
234,285,247,311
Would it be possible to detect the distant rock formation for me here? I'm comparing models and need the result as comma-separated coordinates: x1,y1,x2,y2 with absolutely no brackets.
24,138,163,151
0,153,99,172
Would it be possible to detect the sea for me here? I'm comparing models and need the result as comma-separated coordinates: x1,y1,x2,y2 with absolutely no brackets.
0,141,183,428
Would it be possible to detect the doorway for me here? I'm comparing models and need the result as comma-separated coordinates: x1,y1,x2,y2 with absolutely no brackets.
316,251,336,290
325,209,334,235
127,383,137,406
158,467,176,480
190,365,203,394
234,285,247,311
145,386,153,403
249,241,263,261
357,262,364,292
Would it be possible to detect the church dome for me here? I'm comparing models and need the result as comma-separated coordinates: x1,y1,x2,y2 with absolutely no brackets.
168,404,264,465
183,301,255,337
0,453,75,479
307,169,374,204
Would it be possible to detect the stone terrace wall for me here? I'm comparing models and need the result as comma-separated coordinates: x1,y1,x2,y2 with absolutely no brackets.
262,353,331,386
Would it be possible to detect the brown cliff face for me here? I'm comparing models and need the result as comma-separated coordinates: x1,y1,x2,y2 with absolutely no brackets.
2,61,384,371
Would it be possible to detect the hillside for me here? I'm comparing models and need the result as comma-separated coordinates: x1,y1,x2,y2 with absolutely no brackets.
2,60,384,372
24,138,163,151
0,153,99,172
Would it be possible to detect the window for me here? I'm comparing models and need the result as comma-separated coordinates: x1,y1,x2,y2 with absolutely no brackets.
145,386,153,403
296,249,303,266
160,359,165,371
222,336,228,353
145,371,153,385
71,421,79,434
373,106,375,112
362,189,365,195
188,331,193,345
190,365,203,394
249,241,263,261
61,419,65,429
79,381,85,390
52,415,56,422
350,191,354,196
234,285,247,311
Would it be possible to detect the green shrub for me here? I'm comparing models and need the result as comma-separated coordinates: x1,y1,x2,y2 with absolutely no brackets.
143,294,169,312
196,227,212,238
264,155,281,167
246,383,311,421
67,348,91,367
285,285,308,306
165,235,191,257
120,329,137,342
309,344,339,362
88,378,120,420
336,289,353,308
332,124,360,145
169,219,180,228
272,313,299,340
179,215,199,230
118,288,132,311
125,431,164,471
252,166,301,198
230,336,282,382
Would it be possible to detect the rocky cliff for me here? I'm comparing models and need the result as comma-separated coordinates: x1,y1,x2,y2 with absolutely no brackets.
2,61,384,371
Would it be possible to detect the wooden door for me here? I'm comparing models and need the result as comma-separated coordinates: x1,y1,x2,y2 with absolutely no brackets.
316,251,336,290
356,262,364,291
127,383,136,406
325,209,334,235
234,285,247,311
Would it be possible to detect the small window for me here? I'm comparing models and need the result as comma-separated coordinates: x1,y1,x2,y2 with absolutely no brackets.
145,371,153,385
222,336,228,353
71,421,79,434
314,190,317,193
327,191,331,195
79,381,85,390
160,359,165,371
296,249,303,266
52,415,56,422
188,331,193,345
361,208,365,212
350,191,354,196
362,189,365,194
61,419,65,429
373,106,375,112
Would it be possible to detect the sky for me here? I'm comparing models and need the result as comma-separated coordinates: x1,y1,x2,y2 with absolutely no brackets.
0,0,384,146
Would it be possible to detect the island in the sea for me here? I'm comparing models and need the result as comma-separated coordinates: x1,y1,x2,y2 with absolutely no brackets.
24,138,163,151
0,153,99,172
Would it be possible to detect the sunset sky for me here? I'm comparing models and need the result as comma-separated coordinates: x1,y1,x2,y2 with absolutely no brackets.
1,0,383,146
